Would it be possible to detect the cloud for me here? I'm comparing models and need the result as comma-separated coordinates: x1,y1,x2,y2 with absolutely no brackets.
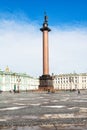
0,18,42,77
50,27,87,74
0,16,87,77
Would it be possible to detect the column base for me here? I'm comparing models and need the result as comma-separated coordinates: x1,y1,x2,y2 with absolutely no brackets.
39,75,54,92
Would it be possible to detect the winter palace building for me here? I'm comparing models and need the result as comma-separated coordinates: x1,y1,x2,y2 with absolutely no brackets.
0,67,39,92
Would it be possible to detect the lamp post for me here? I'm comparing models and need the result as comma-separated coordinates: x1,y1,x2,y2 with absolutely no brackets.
17,77,21,93
69,76,73,91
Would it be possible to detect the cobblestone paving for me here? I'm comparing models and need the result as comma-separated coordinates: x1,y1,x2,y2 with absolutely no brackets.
0,90,87,130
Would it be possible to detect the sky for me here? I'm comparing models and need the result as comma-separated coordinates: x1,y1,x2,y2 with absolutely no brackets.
0,0,87,77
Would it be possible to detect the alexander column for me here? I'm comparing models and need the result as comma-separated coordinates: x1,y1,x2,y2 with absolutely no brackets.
39,14,53,91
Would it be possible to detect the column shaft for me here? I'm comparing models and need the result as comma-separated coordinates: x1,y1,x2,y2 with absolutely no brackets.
43,30,49,75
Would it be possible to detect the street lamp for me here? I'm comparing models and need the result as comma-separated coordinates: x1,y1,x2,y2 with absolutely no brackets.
17,77,21,93
69,76,72,91
69,76,74,91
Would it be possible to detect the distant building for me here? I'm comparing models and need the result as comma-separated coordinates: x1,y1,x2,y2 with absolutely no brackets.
0,67,87,92
0,67,39,92
53,73,87,90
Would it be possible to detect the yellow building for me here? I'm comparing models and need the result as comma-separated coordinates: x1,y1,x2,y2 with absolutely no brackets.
53,73,87,90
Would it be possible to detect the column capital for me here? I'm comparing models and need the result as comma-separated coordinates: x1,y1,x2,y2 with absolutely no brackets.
40,14,51,32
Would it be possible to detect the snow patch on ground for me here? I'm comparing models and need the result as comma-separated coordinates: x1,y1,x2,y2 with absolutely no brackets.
0,106,26,111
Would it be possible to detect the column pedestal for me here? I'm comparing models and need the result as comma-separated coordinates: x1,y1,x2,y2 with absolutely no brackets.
39,75,54,91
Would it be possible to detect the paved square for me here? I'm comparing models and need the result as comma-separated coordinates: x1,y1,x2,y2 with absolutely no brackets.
0,90,87,130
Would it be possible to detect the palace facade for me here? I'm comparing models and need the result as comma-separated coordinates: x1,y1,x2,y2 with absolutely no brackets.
53,73,87,90
0,67,39,92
